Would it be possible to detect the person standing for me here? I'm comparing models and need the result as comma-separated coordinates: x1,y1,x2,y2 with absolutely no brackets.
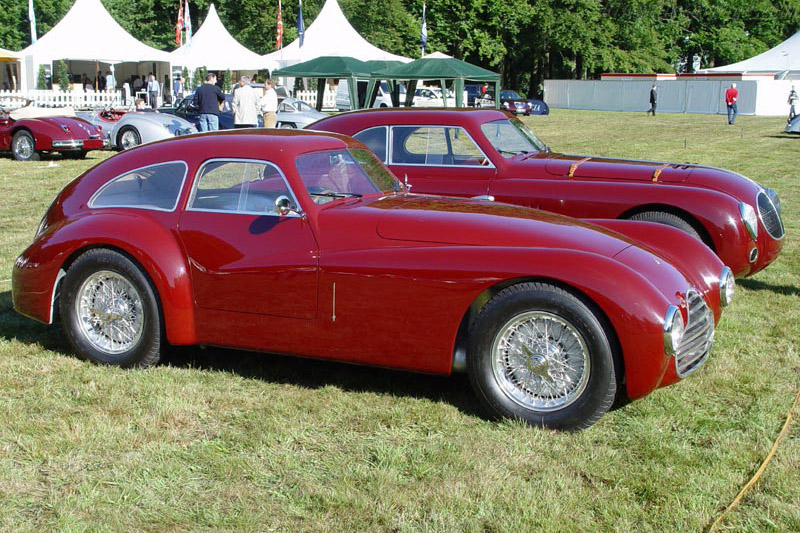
196,72,225,132
232,76,260,128
259,79,279,128
647,84,657,116
173,76,185,101
146,73,160,109
725,83,738,125
105,70,116,93
787,85,798,122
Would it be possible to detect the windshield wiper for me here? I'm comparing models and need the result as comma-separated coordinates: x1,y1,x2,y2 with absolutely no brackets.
310,191,363,198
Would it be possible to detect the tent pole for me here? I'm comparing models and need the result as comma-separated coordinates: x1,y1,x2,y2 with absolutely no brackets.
315,78,325,111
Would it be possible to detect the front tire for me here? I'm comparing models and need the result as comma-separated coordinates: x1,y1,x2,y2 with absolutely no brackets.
468,282,617,431
60,249,163,368
11,130,40,161
630,211,702,241
117,126,142,150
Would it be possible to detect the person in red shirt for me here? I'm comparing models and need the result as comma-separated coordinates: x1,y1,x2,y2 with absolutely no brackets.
725,83,739,125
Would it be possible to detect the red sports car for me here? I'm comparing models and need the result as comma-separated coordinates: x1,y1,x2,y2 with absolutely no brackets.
309,108,784,277
0,99,107,161
12,129,732,430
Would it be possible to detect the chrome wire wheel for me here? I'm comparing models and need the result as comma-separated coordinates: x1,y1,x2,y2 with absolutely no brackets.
491,311,590,412
75,270,144,354
13,132,34,160
119,128,141,150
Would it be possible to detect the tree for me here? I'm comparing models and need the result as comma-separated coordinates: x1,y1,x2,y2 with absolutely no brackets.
223,69,232,92
36,65,48,90
56,59,70,92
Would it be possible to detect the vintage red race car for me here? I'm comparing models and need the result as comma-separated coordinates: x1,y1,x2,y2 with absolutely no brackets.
309,108,784,277
12,129,733,430
0,98,107,161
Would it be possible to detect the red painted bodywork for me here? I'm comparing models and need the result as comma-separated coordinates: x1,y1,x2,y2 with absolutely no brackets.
13,129,727,401
309,108,784,277
0,111,105,155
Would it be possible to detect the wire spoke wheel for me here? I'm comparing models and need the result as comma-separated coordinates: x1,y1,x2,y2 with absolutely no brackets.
492,311,590,411
76,270,144,354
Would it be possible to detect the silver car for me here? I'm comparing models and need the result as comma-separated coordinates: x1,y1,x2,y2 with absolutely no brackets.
77,109,197,150
276,98,328,129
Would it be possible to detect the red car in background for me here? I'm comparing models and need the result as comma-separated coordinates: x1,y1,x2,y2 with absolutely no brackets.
13,129,731,430
0,99,106,161
309,108,784,277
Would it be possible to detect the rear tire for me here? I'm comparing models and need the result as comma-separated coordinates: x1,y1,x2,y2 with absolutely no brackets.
11,130,39,161
468,282,617,431
630,211,702,241
60,249,163,368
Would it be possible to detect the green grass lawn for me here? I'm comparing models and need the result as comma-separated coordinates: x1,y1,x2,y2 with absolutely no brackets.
0,110,798,532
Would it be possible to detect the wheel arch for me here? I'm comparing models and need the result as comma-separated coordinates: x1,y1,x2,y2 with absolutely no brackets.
620,203,714,250
452,275,624,388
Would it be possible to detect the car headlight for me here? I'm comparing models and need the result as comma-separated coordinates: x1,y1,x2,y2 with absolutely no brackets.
739,202,758,240
664,305,685,356
719,267,735,307
764,187,782,217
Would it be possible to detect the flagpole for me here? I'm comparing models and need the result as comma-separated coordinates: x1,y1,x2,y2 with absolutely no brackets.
28,0,37,44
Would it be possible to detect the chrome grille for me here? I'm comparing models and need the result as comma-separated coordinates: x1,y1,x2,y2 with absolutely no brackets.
675,291,714,378
757,191,784,239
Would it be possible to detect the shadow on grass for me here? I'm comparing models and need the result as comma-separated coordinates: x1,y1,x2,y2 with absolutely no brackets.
0,290,481,418
738,278,800,297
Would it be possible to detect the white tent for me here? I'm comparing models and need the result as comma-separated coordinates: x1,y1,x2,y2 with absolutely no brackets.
263,0,411,68
20,0,170,91
702,31,800,78
170,4,267,71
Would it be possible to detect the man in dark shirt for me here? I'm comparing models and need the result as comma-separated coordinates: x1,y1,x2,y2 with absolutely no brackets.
647,84,657,116
196,73,225,132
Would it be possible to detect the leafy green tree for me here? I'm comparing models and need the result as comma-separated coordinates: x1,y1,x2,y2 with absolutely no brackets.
182,66,189,84
36,65,48,89
223,69,232,92
56,59,70,92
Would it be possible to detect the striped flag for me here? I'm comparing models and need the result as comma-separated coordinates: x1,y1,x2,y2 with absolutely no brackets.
175,0,184,46
276,0,284,50
421,2,427,54
184,1,192,44
297,0,305,47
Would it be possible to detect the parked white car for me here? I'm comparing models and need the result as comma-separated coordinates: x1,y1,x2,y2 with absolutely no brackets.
336,80,407,111
412,86,457,107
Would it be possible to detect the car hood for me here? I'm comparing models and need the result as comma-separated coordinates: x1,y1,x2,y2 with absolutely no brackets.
369,195,634,257
533,152,695,183
120,111,195,129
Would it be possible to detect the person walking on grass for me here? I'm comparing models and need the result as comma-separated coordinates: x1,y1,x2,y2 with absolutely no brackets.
788,85,798,122
647,84,657,116
725,83,739,125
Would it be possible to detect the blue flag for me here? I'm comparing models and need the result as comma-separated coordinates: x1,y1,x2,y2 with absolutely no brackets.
421,3,427,53
298,0,305,47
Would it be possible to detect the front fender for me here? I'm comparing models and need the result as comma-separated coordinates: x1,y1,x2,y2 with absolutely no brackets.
13,211,197,345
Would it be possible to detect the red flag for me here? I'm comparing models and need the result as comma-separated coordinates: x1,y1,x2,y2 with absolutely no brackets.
175,1,184,46
276,0,284,50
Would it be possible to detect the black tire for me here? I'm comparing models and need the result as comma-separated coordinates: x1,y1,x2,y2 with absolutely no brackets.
630,211,702,241
468,282,617,431
116,126,142,150
59,249,163,368
279,122,296,129
11,130,40,161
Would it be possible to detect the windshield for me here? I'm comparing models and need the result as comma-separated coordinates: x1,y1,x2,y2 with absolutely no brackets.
296,147,398,203
501,90,521,99
294,100,315,113
480,118,547,156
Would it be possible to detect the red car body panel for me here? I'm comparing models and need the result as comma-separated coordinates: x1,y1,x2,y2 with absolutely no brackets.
308,108,785,277
13,130,726,400
0,113,105,154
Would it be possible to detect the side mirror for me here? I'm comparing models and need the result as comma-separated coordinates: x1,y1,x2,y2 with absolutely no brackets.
275,195,300,217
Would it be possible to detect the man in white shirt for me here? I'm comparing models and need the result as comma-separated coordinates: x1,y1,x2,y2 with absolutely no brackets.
260,79,279,128
232,76,260,128
105,71,116,92
146,74,160,109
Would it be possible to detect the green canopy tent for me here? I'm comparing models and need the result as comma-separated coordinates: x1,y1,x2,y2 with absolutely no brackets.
272,56,372,111
372,54,500,108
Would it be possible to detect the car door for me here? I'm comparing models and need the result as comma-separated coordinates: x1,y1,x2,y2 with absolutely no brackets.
386,125,496,197
178,158,319,320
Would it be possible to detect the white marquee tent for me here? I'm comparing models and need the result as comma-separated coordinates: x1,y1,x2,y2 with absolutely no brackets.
20,0,171,90
701,30,800,78
170,3,267,71
263,0,411,69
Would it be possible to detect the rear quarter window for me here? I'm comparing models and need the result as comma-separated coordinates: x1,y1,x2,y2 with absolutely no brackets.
89,161,188,211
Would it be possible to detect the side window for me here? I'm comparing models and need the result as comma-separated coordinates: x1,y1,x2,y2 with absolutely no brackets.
391,126,486,166
353,126,388,162
189,159,296,214
90,161,187,211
